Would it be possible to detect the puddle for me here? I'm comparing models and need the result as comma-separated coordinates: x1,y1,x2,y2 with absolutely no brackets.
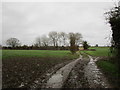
46,74,63,88
84,55,111,88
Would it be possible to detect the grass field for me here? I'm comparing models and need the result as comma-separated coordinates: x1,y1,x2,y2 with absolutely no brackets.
2,50,78,59
2,50,79,88
81,47,110,57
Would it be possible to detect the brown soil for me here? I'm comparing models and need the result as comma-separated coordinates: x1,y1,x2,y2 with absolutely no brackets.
2,55,115,89
2,57,73,88
63,58,90,88
30,59,72,88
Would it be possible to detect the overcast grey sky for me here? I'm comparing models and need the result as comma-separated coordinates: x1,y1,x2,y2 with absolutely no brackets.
2,1,115,46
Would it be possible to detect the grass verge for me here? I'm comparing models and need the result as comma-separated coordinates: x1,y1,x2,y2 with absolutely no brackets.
96,59,119,88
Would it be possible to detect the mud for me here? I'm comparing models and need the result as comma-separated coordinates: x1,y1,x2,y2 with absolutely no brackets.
26,54,112,88
43,56,82,88
2,56,74,88
30,59,73,88
84,55,112,88
63,55,112,88
63,57,89,88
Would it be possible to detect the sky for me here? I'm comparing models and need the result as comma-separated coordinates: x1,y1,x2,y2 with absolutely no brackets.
1,0,118,46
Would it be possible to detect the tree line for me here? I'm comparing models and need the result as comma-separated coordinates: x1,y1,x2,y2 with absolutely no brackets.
34,31,82,47
2,31,90,54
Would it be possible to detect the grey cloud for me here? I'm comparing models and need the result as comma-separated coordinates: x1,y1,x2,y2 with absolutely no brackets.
2,2,114,46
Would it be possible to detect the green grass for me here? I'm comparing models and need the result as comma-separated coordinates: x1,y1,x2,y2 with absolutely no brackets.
80,51,89,59
96,60,118,74
81,47,110,57
0,50,1,59
96,60,119,87
2,50,78,60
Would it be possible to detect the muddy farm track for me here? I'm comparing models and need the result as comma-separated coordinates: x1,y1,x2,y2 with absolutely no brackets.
3,54,112,89
31,55,112,89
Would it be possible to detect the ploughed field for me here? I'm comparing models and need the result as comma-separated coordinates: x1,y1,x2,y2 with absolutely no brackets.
2,50,79,88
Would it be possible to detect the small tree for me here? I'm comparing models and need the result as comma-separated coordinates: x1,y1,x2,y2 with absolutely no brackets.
69,33,77,54
83,41,89,50
6,38,21,48
95,44,98,47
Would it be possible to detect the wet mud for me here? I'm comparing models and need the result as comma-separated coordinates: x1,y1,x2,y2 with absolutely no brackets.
63,57,89,88
26,55,112,89
43,56,82,88
84,55,112,88
30,59,73,88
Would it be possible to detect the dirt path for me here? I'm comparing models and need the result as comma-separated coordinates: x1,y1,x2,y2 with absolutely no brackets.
63,55,89,88
84,55,112,88
30,59,73,88
30,54,112,89
43,55,82,88
63,55,112,88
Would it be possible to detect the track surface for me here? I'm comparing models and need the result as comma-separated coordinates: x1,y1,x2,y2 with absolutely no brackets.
37,54,112,88
45,56,82,88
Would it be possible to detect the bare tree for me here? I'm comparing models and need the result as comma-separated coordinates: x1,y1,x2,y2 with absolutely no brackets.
41,35,50,46
75,33,82,46
35,37,41,47
6,38,21,48
48,31,59,47
59,32,68,46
